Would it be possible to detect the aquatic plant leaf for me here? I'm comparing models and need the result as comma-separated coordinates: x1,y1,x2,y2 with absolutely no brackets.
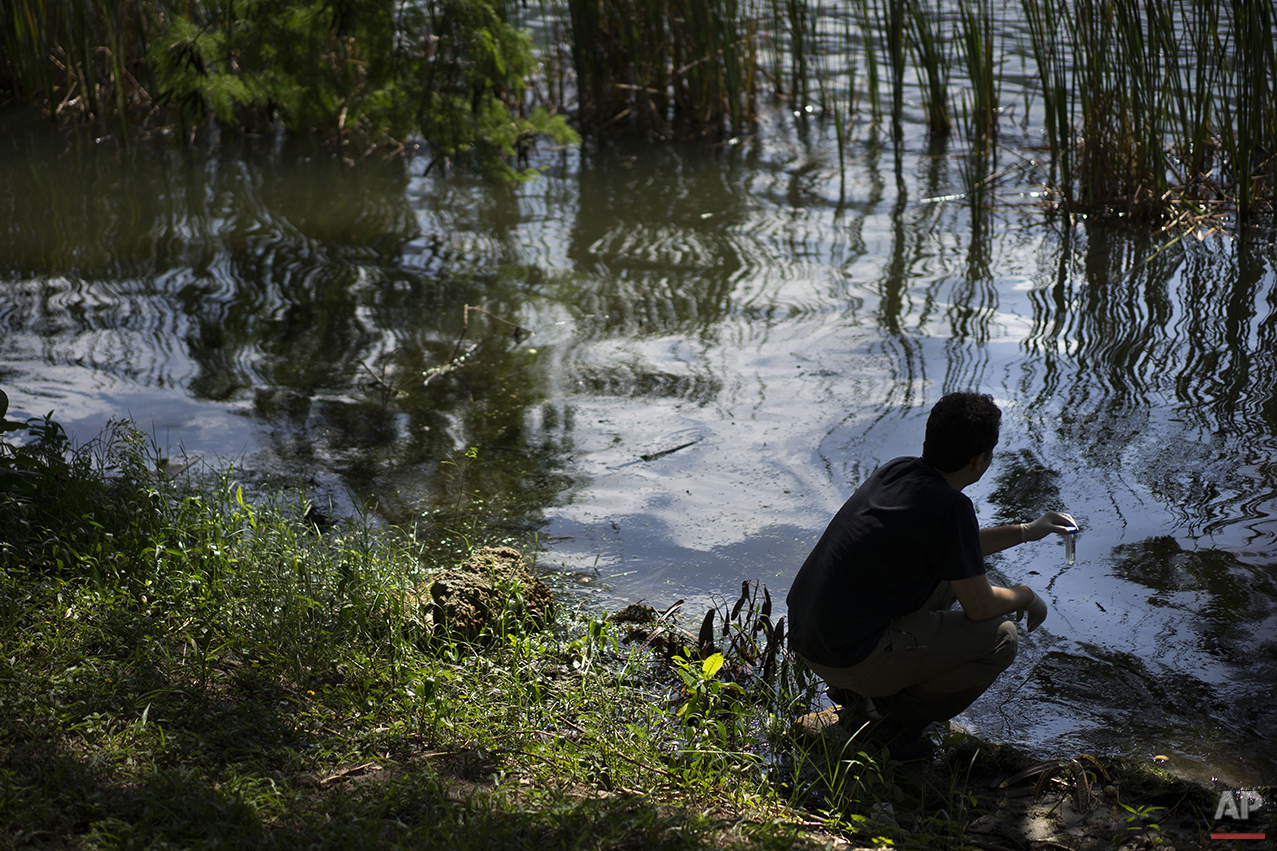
697,607,716,657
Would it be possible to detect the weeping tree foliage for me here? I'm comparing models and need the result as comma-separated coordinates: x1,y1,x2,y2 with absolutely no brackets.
0,0,577,182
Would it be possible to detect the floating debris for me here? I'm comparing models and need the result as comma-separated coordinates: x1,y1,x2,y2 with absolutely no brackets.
640,439,701,462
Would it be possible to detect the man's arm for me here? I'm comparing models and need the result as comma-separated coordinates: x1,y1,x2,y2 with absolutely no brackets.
980,510,1078,555
979,524,1025,556
950,573,1035,621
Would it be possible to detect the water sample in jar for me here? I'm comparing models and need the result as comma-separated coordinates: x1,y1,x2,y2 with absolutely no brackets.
1064,526,1078,565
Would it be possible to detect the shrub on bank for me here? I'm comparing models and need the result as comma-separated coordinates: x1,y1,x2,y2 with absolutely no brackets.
0,0,577,182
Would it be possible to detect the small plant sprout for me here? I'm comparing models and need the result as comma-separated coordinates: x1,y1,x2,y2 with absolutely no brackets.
673,651,744,731
1117,800,1166,845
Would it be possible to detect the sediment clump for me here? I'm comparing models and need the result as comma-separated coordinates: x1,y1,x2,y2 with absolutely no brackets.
423,546,554,641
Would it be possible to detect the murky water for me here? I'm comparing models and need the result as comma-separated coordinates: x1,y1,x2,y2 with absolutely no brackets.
2,95,1274,786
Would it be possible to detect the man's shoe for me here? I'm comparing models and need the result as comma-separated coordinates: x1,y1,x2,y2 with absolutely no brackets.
866,718,935,761
827,687,883,721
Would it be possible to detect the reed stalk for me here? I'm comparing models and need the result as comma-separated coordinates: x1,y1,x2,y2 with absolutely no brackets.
764,0,785,98
1112,0,1169,212
1158,0,1219,195
1021,0,1072,202
907,0,950,137
1226,0,1277,219
807,0,833,115
785,0,810,108
876,0,907,143
954,0,997,150
853,0,883,128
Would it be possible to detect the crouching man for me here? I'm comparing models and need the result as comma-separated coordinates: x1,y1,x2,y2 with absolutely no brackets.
786,392,1076,758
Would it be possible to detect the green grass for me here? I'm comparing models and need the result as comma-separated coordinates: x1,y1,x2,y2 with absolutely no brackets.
0,402,902,849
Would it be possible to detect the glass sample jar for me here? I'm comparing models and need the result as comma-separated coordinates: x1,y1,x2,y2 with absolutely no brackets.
1064,526,1078,564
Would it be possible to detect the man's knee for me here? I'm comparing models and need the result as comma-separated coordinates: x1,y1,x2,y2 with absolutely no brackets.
989,618,1018,673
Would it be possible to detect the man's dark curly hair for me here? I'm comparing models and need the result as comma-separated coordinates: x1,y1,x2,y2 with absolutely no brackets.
922,392,1001,473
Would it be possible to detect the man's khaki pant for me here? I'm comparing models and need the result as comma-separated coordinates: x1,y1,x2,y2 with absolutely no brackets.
799,581,1018,731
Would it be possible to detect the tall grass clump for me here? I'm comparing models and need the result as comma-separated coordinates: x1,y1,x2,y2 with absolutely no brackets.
907,0,950,138
1221,0,1277,218
953,0,998,151
565,0,760,137
875,0,907,143
1021,0,1277,221
0,0,167,135
1022,0,1073,204
951,0,1000,210
774,0,829,115
807,0,1276,223
844,0,876,127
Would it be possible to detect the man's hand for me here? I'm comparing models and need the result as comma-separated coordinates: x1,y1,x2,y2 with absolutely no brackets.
1015,591,1048,632
1024,511,1078,542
